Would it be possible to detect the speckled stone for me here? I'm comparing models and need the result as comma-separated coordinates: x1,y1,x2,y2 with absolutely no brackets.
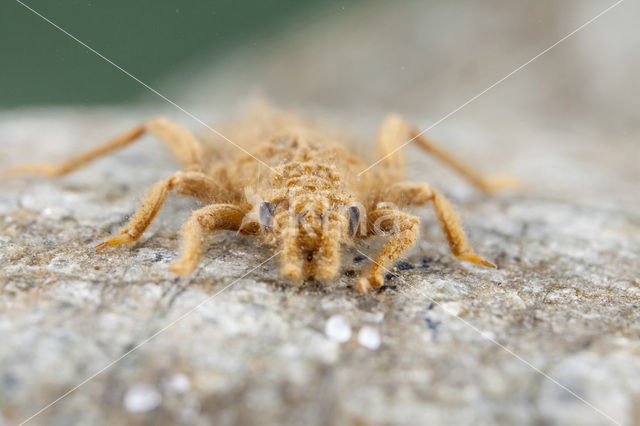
1,108,638,426
2,1,640,425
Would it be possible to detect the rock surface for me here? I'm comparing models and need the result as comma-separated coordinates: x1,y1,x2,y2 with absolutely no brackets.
2,1,640,425
1,108,638,426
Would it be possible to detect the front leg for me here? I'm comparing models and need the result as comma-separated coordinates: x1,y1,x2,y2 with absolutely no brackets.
358,183,496,292
358,208,420,292
170,204,247,276
379,181,495,268
96,171,228,250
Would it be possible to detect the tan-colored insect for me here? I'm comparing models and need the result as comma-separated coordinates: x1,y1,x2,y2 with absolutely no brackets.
8,107,518,292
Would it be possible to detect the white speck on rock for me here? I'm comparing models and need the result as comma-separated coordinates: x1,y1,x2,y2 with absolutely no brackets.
440,301,463,316
325,315,351,343
358,326,381,350
177,399,201,423
481,330,496,341
163,373,191,395
123,384,162,413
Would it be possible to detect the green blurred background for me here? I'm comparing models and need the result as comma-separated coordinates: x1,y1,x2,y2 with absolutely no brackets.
0,0,353,107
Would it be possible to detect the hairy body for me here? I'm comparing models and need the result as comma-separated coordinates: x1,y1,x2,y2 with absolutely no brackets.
9,107,517,292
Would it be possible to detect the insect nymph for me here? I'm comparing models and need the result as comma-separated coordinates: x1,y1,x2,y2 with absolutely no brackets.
9,108,517,292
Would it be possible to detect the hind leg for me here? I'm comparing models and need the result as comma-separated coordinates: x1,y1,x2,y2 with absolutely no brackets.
7,116,204,176
371,114,520,192
95,171,227,250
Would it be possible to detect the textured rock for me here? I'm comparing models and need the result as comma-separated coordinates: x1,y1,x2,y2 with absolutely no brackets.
1,108,638,426
2,1,640,425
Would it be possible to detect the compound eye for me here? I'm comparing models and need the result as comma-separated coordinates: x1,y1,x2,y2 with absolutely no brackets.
347,205,361,237
259,201,277,231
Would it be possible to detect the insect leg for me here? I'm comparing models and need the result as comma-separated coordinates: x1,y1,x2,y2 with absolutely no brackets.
376,181,435,208
358,208,420,292
373,115,408,181
145,116,204,171
428,189,496,268
384,181,495,268
95,171,226,251
7,124,145,177
169,204,246,276
375,114,521,192
359,184,496,292
7,116,204,177
387,180,495,261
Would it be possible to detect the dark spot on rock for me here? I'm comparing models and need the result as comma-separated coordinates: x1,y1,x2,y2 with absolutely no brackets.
154,253,164,262
424,316,441,331
375,284,397,294
61,215,77,223
427,302,435,310
353,255,366,263
2,373,18,390
385,272,399,281
59,301,74,310
395,261,414,271
344,270,357,278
